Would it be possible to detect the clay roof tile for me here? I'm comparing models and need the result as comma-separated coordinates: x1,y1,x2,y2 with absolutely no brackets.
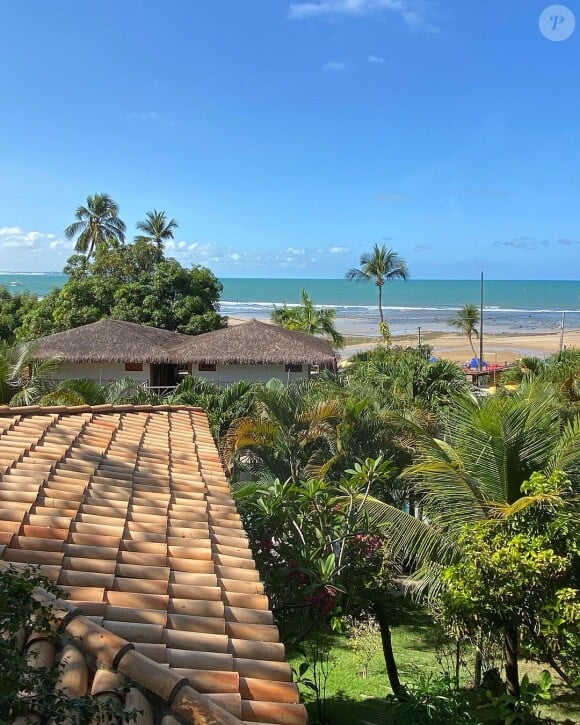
0,406,305,725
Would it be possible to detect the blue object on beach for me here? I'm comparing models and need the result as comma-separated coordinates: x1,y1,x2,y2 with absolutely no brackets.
429,356,438,363
469,358,487,369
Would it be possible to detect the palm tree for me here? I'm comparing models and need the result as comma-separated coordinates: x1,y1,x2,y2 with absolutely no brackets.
271,289,345,348
3,342,60,406
346,245,409,327
224,379,341,483
135,209,178,261
366,381,580,696
64,193,126,257
168,376,255,446
449,303,480,358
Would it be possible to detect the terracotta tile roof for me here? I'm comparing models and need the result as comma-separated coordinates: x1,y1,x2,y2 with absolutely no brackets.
0,404,307,725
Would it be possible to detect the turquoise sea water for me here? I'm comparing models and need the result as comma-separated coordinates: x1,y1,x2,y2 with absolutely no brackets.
2,274,579,336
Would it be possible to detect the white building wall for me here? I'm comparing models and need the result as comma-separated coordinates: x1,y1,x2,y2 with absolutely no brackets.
194,363,309,386
51,362,151,384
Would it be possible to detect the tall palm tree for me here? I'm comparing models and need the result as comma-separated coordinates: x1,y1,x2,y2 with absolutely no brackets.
135,209,178,261
64,193,126,257
346,244,408,327
449,303,480,358
271,289,345,348
366,381,580,696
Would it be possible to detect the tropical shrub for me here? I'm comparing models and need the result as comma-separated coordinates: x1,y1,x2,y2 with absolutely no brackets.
440,471,580,693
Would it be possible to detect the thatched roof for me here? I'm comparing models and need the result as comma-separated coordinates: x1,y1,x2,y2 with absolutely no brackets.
31,319,191,364
30,318,337,368
172,319,337,366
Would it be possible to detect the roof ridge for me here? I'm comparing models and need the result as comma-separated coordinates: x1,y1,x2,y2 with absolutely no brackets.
0,561,244,725
107,319,181,352
0,403,205,418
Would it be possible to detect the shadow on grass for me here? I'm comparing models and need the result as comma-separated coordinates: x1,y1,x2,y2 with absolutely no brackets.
304,690,388,725
548,686,580,722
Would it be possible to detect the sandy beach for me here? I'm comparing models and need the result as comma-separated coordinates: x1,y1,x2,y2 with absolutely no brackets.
227,315,579,364
342,329,580,364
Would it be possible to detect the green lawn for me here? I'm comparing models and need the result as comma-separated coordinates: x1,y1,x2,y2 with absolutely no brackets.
288,615,580,725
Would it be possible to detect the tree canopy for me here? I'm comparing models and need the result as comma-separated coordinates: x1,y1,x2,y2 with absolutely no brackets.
0,285,38,342
18,238,225,339
271,289,345,348
449,303,480,358
346,245,409,326
64,193,126,257
135,209,178,261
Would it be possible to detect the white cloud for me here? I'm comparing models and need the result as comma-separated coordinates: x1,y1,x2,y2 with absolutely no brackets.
368,54,385,63
322,60,348,72
288,1,437,31
414,243,432,253
0,226,69,252
0,226,23,236
159,237,351,270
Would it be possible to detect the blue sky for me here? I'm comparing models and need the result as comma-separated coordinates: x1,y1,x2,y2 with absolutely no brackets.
1,0,579,278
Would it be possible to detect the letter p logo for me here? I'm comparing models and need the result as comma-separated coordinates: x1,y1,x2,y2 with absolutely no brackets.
540,5,575,41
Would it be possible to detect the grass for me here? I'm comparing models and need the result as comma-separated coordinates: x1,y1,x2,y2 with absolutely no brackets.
288,614,580,725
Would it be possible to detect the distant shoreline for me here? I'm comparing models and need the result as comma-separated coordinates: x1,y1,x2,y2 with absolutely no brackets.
227,315,580,364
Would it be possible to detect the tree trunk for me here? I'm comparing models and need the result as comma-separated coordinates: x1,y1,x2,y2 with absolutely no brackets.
474,633,483,690
468,332,477,359
373,601,405,700
503,626,520,698
377,283,384,324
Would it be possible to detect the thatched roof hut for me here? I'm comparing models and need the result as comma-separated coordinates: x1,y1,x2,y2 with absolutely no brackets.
172,319,337,367
30,319,190,364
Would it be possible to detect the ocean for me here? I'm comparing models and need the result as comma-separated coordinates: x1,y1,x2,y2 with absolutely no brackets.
2,273,579,337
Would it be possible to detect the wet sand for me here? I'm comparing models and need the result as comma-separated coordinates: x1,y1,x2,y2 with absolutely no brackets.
342,330,580,364
226,316,579,364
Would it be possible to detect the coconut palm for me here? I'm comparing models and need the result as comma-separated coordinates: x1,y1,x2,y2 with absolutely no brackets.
346,245,409,327
365,381,580,696
135,209,178,261
271,289,345,348
64,193,126,257
224,379,341,483
168,376,255,446
4,342,60,406
449,303,480,358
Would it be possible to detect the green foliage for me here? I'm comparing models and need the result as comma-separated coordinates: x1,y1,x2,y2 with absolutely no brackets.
384,674,477,725
0,566,134,724
135,208,178,261
449,304,480,358
0,341,60,405
18,238,225,338
271,288,345,347
380,320,392,346
348,618,383,678
226,378,342,483
169,376,255,445
479,671,554,725
345,345,467,424
64,192,126,256
236,464,391,647
0,285,38,342
441,470,580,687
346,244,409,328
